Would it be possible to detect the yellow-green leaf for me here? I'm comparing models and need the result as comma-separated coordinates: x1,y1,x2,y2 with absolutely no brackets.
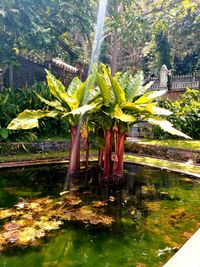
125,71,144,101
72,74,95,107
64,101,102,117
145,104,172,116
123,102,146,113
34,92,66,112
46,70,75,109
96,73,111,106
134,90,167,105
147,118,192,139
106,69,126,105
67,77,82,96
114,105,137,122
7,110,58,130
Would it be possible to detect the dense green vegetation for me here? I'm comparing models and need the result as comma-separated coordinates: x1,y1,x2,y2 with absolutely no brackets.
0,83,70,142
154,89,200,139
0,0,199,75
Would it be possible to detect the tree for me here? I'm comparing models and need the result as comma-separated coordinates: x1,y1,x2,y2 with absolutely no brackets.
100,0,199,75
0,0,97,66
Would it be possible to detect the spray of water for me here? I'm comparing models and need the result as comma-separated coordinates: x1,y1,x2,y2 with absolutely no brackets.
65,0,108,189
88,0,108,74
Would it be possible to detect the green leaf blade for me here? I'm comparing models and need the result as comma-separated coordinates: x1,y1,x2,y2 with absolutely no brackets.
106,70,126,105
147,118,192,139
96,73,111,106
114,105,137,123
7,110,59,130
134,90,167,105
46,70,75,109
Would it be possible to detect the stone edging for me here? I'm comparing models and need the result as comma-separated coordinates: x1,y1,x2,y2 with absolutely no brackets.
164,228,200,267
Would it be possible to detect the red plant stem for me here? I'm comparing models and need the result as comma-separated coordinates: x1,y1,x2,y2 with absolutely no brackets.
103,129,112,179
98,147,104,169
116,132,125,176
68,126,80,174
84,136,90,169
113,128,119,175
113,126,126,177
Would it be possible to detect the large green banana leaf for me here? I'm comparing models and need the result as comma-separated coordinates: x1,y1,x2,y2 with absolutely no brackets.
144,104,172,116
106,70,126,105
96,72,111,106
64,101,102,117
113,105,137,123
72,74,95,107
67,77,82,96
134,90,167,105
7,110,59,130
124,71,144,101
147,118,191,139
46,70,75,109
34,92,67,112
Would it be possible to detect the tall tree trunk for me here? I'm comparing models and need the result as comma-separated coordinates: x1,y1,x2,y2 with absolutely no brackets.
0,69,3,92
111,29,120,76
103,129,112,179
68,126,80,175
110,3,123,76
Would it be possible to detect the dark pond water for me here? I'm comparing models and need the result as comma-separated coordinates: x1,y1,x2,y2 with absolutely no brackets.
0,164,200,267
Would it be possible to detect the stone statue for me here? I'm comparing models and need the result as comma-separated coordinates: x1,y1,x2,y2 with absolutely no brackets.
160,64,169,89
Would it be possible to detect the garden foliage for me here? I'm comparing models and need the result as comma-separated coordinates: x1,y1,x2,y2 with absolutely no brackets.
7,66,190,180
154,89,200,139
0,83,69,142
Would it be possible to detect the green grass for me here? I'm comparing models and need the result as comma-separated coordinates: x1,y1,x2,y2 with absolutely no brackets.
137,139,200,151
124,154,200,175
0,151,68,163
0,150,98,163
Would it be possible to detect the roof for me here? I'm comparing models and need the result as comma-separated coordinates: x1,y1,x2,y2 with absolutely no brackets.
51,58,78,74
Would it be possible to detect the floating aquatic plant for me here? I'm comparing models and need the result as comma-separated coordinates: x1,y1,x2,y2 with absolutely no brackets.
0,194,115,252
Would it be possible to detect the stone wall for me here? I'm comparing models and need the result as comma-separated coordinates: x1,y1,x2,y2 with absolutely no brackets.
0,140,97,156
0,141,70,155
150,71,200,99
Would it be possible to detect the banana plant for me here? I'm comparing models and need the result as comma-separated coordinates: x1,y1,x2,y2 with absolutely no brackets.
95,65,191,179
8,70,102,175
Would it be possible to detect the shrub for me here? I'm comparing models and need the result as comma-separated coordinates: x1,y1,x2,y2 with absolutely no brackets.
0,83,69,142
154,88,200,139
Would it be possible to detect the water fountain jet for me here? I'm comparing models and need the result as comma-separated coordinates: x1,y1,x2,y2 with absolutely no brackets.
65,0,108,189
